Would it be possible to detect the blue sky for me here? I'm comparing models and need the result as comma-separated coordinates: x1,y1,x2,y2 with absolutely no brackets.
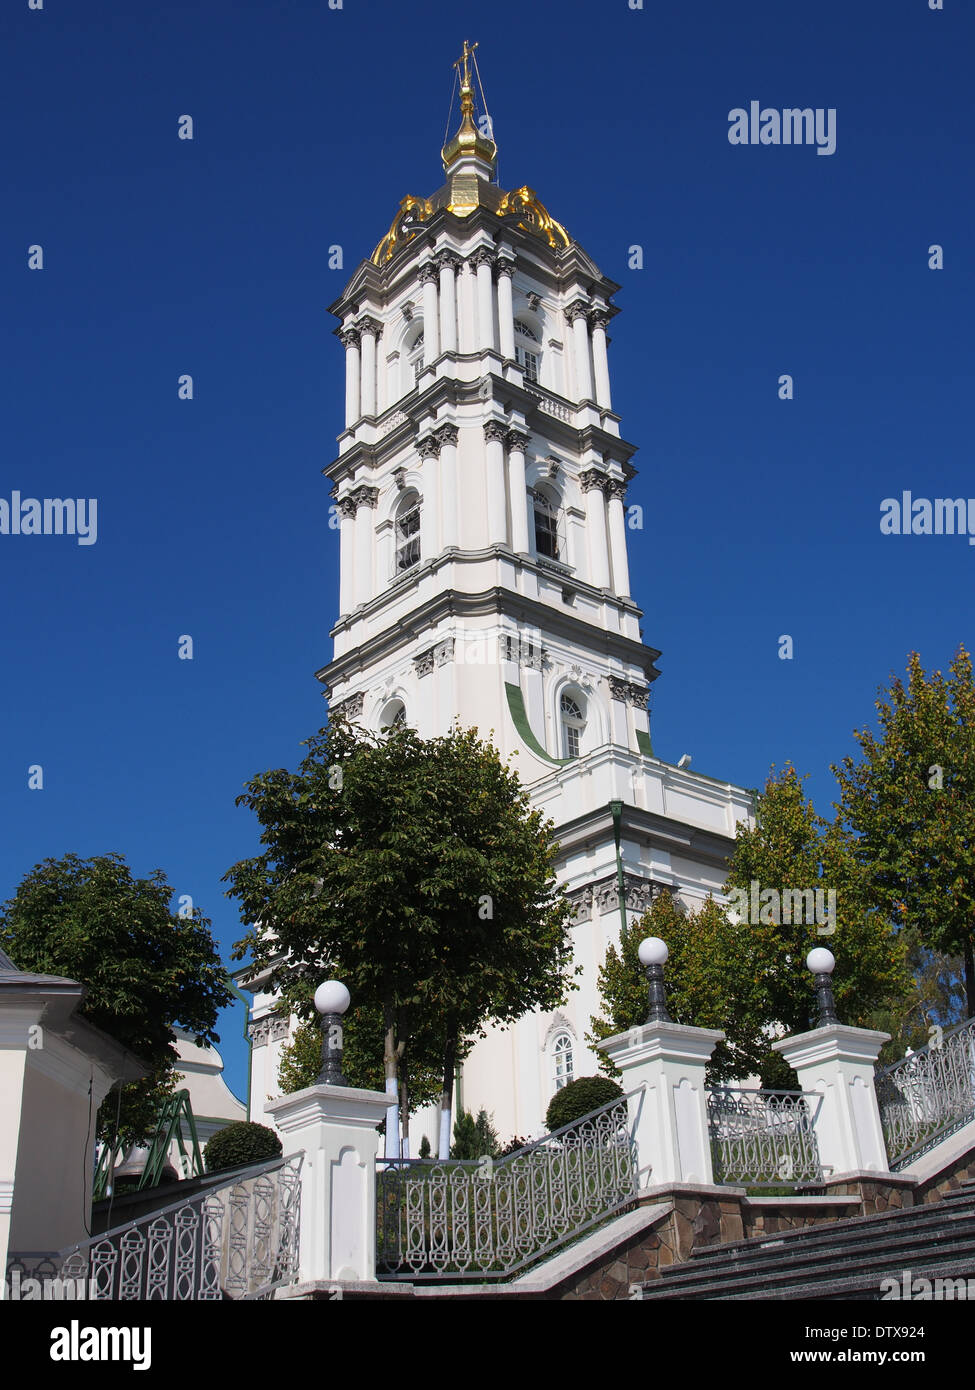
2,0,971,1101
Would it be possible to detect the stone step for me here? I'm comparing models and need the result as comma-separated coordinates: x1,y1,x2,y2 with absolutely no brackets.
643,1221,975,1299
687,1192,975,1263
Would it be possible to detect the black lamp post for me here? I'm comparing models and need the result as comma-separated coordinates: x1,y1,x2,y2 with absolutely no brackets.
314,979,351,1086
806,948,839,1027
638,936,673,1024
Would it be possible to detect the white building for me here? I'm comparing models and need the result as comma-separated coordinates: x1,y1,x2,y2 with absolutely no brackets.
242,43,754,1150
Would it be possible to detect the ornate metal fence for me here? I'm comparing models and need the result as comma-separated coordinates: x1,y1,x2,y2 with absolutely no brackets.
708,1088,824,1188
376,1092,640,1280
6,1154,302,1301
876,1018,975,1170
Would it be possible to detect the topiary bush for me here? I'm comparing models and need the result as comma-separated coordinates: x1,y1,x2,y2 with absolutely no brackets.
204,1121,282,1174
545,1076,624,1133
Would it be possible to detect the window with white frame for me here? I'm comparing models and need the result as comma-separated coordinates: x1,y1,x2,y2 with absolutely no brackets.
514,319,541,383
380,699,407,729
532,486,560,561
408,330,424,386
560,691,586,759
395,492,421,573
552,1033,574,1091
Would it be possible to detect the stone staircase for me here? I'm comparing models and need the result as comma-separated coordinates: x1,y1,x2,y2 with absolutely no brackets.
639,1182,975,1300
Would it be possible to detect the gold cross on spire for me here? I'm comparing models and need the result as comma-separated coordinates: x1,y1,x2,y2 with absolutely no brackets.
453,39,478,91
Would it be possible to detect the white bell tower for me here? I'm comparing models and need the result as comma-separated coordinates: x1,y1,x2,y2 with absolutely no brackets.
310,42,754,1143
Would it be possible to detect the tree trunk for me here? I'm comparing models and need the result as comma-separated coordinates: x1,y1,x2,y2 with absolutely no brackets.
438,1033,457,1160
965,936,975,1019
383,1008,400,1160
399,1058,410,1159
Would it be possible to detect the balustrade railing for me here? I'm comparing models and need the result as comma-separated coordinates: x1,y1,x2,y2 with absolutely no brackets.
6,1154,302,1301
376,1092,640,1280
708,1088,824,1188
876,1018,975,1170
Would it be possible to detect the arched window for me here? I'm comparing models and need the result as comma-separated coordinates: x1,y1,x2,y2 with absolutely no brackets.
552,1033,574,1091
560,691,586,759
514,318,540,383
395,491,421,573
380,699,407,729
532,486,560,561
408,330,424,387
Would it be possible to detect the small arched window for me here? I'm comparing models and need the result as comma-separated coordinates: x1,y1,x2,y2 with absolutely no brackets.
408,330,424,386
552,1033,574,1091
395,492,421,573
514,318,541,383
380,699,407,730
560,691,586,759
532,487,560,561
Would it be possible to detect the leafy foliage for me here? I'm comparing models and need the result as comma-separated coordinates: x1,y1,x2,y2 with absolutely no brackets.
276,1013,441,1110
832,647,975,1011
226,720,576,1136
451,1108,501,1160
204,1121,282,1174
0,852,232,1145
545,1076,624,1132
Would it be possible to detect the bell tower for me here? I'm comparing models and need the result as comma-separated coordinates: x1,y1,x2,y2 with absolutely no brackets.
313,43,753,1143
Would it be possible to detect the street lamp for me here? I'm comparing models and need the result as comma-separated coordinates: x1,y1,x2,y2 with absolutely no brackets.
806,947,838,1027
314,979,351,1086
638,936,672,1024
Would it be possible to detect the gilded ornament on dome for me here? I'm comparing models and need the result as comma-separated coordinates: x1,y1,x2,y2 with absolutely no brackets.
372,194,434,266
496,187,570,250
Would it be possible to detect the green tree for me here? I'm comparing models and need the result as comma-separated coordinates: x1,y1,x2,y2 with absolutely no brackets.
226,720,575,1155
832,647,975,1013
588,892,773,1083
451,1108,500,1160
277,1008,441,1115
0,852,232,1145
725,766,911,1036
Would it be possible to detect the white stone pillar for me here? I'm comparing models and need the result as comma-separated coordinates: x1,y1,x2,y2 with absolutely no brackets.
352,486,377,606
337,495,357,615
599,1021,725,1188
419,262,440,366
457,260,476,355
590,309,613,409
340,327,360,428
581,469,611,588
497,258,516,361
473,249,496,351
606,478,631,598
435,422,459,550
358,317,379,419
418,436,441,560
483,421,508,546
437,251,459,356
773,1024,892,1177
507,428,531,553
567,300,594,402
265,1082,391,1285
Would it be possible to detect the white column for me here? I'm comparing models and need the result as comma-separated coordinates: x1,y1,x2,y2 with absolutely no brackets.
358,317,379,418
419,262,440,365
352,486,377,606
507,428,530,553
581,469,611,588
473,250,496,351
435,422,459,550
437,252,459,355
590,309,613,409
340,327,360,428
337,496,357,614
599,1021,725,1188
497,259,516,361
606,479,631,598
265,1082,391,1285
774,1024,892,1176
567,301,594,402
457,260,476,355
418,437,440,560
483,421,508,546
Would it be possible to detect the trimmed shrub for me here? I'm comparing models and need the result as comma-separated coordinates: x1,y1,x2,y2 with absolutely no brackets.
545,1076,624,1133
203,1121,282,1174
